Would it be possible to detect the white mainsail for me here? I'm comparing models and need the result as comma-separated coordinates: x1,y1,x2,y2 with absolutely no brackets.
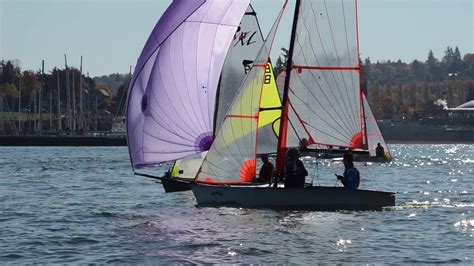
285,0,363,150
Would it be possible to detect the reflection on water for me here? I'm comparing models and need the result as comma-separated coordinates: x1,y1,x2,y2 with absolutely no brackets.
0,144,472,263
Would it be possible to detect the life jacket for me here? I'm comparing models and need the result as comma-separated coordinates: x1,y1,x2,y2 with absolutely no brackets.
343,167,360,190
284,159,306,187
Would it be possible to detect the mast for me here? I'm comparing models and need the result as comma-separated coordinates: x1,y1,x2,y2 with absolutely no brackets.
275,0,301,174
72,67,76,131
113,65,131,126
355,0,368,150
79,56,83,131
18,77,21,133
38,60,44,132
33,90,37,132
65,54,71,131
0,94,3,133
87,72,90,131
57,70,61,131
95,94,98,131
212,76,222,137
49,71,52,132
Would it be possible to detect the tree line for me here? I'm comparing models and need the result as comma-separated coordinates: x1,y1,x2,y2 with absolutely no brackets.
0,60,128,133
2,46,472,133
362,47,473,119
274,46,474,120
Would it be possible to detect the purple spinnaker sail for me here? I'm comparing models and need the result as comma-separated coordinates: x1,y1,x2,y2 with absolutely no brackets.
126,0,249,169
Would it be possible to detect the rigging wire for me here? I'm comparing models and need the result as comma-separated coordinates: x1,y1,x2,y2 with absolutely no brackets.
330,159,340,187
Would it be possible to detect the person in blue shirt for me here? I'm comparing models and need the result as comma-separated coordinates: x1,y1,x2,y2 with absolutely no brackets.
336,153,360,190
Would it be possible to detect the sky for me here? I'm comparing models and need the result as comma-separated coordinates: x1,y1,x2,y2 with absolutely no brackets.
1,0,472,77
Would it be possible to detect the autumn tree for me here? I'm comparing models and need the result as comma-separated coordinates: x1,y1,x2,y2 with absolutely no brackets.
274,47,289,77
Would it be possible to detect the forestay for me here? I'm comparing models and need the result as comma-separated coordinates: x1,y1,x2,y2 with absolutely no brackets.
126,0,250,169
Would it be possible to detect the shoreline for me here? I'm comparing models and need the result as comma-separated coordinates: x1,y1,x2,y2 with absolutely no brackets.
386,140,474,144
0,135,472,146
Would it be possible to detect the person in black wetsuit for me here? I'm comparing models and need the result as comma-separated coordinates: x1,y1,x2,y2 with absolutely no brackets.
375,143,385,157
284,148,308,188
257,154,274,184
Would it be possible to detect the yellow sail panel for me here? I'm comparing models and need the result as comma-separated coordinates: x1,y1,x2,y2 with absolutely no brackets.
258,62,281,138
220,62,281,144
260,63,281,109
259,110,280,131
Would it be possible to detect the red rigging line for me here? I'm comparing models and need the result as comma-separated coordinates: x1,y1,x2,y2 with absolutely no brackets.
226,114,258,119
360,88,368,149
253,0,289,174
288,100,314,143
355,0,367,149
292,65,360,71
276,0,301,174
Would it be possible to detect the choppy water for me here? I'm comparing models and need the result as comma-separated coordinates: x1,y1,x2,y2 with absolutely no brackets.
1,144,472,263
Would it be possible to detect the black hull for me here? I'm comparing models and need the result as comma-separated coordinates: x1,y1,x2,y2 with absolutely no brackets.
161,177,192,193
192,184,395,211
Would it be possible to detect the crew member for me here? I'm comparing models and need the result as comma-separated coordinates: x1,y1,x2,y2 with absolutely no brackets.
257,154,274,184
375,143,385,157
336,153,360,190
284,148,308,188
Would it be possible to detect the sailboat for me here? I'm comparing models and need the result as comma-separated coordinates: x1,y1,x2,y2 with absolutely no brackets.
298,90,393,163
275,72,392,162
191,0,395,210
126,1,273,192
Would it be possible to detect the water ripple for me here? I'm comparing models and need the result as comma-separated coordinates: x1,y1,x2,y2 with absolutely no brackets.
0,145,472,263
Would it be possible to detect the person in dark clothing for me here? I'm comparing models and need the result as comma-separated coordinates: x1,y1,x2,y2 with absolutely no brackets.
375,143,385,157
284,148,308,188
336,153,360,190
257,154,274,184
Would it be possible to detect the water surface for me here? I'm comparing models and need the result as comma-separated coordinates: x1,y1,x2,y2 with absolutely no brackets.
1,144,472,263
